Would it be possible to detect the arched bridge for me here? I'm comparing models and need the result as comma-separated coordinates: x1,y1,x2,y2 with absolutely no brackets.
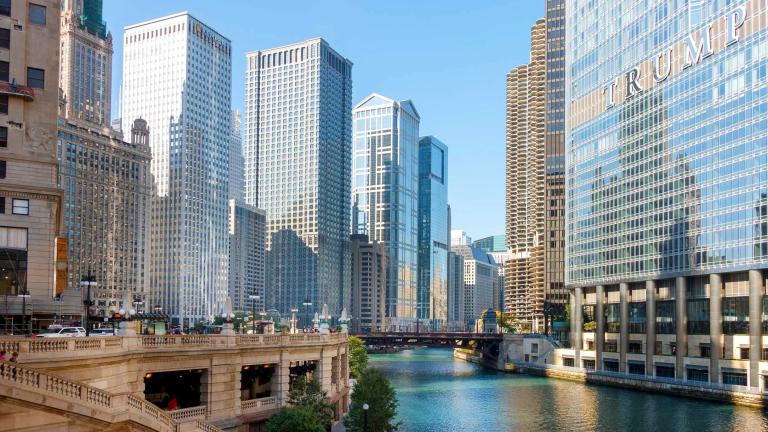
356,332,502,348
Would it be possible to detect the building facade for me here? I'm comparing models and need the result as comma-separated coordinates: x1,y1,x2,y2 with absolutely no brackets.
566,0,768,388
57,119,152,316
505,18,546,331
472,235,506,253
228,199,266,314
229,110,244,202
352,93,419,330
417,136,449,329
452,245,497,328
0,0,66,325
350,234,387,334
244,38,352,319
447,250,465,330
59,0,111,127
121,13,232,324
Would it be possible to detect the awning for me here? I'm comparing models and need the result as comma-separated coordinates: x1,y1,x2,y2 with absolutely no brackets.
134,313,171,321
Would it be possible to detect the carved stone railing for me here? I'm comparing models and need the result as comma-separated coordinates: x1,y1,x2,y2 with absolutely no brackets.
169,405,208,422
241,396,278,415
195,418,224,432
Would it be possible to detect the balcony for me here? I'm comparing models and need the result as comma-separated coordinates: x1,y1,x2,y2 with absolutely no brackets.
0,81,34,100
241,396,278,415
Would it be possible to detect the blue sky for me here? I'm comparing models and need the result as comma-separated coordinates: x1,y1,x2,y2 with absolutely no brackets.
105,0,544,239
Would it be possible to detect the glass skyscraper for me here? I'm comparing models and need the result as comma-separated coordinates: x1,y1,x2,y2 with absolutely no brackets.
566,0,768,388
418,136,449,328
244,38,352,319
122,13,232,324
352,94,420,330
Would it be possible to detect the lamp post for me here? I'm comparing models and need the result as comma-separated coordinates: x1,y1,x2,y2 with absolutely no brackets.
80,269,97,337
248,294,260,334
290,307,298,334
302,297,312,330
362,403,369,432
18,290,30,336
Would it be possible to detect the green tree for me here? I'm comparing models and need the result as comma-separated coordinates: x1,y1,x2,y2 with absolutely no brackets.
344,368,399,432
348,336,369,379
266,406,325,432
287,376,334,428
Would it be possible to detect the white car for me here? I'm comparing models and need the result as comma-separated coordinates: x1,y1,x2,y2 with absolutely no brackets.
37,327,87,338
90,328,115,337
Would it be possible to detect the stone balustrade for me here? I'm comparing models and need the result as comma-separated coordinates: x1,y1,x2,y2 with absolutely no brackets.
170,405,208,422
240,396,278,415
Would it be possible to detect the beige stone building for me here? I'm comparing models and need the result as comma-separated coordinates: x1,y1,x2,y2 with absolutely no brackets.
350,234,387,333
505,18,546,331
0,0,64,329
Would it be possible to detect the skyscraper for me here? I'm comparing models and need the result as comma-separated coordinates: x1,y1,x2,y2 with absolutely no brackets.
59,0,111,126
566,0,765,386
451,244,498,328
350,234,387,334
229,110,244,202
122,13,232,324
418,136,449,329
447,250,465,330
245,38,352,319
228,199,265,313
58,0,152,317
505,18,546,332
472,235,506,253
450,230,472,247
352,93,419,330
0,0,67,324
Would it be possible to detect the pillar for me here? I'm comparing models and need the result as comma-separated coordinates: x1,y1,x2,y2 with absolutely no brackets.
709,273,722,384
595,285,605,371
646,280,656,376
574,286,583,367
749,270,762,388
619,282,629,373
675,276,687,380
569,289,576,350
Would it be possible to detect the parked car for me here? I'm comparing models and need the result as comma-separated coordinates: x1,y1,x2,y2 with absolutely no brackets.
90,328,115,337
37,327,87,338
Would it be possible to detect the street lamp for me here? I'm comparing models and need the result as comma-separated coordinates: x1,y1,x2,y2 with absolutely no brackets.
248,294,260,334
362,403,369,431
80,269,97,337
17,290,30,336
290,307,298,333
302,297,312,330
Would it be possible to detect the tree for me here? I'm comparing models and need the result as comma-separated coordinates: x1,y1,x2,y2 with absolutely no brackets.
287,376,334,428
348,336,369,379
344,368,399,432
266,406,325,432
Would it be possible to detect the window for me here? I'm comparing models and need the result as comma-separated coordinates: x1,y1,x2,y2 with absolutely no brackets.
27,67,44,89
604,360,619,372
583,359,596,370
605,340,618,352
655,365,675,378
655,341,662,355
628,340,643,354
739,347,750,360
28,3,46,25
563,357,574,367
0,28,9,49
0,0,9,16
699,343,711,358
0,227,27,295
722,297,749,335
0,95,8,114
687,298,710,334
11,198,28,215
0,197,4,213
655,300,676,334
0,160,5,178
628,362,645,375
722,370,747,386
0,126,7,147
687,367,708,382
0,61,8,82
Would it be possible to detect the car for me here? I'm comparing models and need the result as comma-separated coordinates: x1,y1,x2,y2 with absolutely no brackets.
37,327,87,338
90,328,115,337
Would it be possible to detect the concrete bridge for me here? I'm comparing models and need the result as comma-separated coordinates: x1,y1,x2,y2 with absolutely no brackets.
357,332,502,347
0,332,350,431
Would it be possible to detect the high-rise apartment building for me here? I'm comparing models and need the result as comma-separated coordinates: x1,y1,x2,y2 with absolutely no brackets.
122,13,232,324
505,18,546,331
447,250,465,330
543,0,568,327
0,0,66,324
352,93,420,330
473,235,506,253
452,244,497,328
228,199,265,313
245,38,352,319
418,136,449,329
566,0,768,388
229,110,244,201
59,0,111,126
350,234,387,334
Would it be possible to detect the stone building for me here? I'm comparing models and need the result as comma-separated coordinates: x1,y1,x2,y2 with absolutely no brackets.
228,199,266,314
0,0,65,327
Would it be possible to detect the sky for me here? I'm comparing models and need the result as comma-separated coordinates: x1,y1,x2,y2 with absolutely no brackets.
104,0,544,240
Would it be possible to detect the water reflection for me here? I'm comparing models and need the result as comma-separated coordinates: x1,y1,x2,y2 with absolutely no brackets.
370,348,768,432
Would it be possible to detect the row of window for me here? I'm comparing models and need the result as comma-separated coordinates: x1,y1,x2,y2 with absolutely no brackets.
0,197,28,215
0,1,45,25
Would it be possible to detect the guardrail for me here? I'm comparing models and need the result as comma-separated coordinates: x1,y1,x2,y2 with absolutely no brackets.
0,333,347,358
169,405,208,422
241,396,278,414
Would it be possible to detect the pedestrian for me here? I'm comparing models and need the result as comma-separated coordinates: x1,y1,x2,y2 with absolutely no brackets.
166,395,178,411
0,350,6,362
9,352,18,363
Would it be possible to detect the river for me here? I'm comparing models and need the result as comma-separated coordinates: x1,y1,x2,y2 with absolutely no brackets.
369,347,768,431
